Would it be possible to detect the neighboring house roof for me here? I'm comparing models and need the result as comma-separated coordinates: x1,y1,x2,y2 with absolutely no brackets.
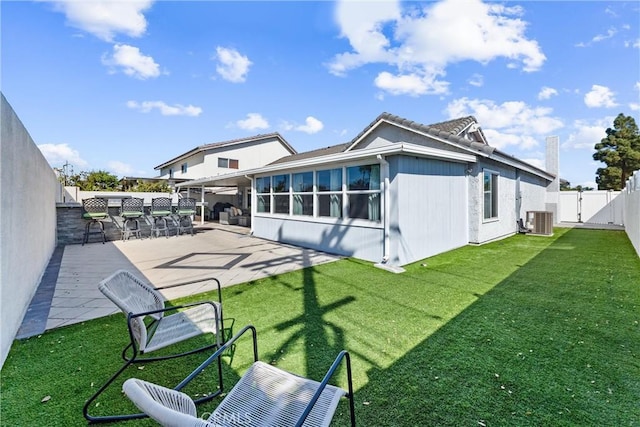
154,132,297,170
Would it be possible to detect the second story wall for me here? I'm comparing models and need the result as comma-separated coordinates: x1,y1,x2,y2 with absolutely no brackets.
157,135,294,180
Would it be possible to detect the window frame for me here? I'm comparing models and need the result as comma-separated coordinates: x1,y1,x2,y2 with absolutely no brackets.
483,169,499,221
218,157,239,169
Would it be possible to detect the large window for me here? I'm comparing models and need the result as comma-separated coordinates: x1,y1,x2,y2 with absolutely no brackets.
317,168,342,218
273,174,290,214
292,172,313,216
255,163,382,222
483,170,499,220
347,164,381,221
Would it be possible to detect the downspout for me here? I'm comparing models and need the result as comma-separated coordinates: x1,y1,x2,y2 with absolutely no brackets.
200,185,205,225
377,154,390,264
245,175,254,234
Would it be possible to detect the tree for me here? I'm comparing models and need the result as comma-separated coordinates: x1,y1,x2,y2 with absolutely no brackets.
78,170,120,191
593,113,640,190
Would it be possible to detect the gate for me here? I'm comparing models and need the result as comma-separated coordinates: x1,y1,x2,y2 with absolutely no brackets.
558,190,624,225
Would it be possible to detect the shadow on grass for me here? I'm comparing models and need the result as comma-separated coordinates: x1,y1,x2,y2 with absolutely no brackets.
351,229,639,426
2,229,638,426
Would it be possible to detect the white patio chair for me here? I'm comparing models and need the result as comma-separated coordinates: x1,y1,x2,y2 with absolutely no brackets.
123,325,356,427
83,270,225,423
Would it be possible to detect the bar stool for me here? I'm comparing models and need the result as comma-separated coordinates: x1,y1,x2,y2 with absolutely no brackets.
177,197,196,236
82,198,109,245
120,197,144,240
150,197,172,238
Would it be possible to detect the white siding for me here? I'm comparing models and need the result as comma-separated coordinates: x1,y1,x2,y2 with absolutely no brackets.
252,216,384,262
389,156,468,266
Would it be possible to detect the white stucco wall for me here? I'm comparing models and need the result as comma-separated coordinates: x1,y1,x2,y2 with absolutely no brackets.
1,93,58,368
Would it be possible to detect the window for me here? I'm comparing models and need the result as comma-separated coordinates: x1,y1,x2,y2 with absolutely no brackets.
346,164,381,221
483,170,499,220
168,168,173,179
272,174,290,214
218,158,239,169
181,163,188,174
255,164,382,223
256,177,271,213
317,168,342,218
292,172,313,216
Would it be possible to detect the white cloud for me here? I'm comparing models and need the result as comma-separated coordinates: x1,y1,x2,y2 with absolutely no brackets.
592,27,617,43
294,116,324,134
38,143,89,169
445,97,563,149
584,84,618,108
107,160,134,176
236,113,269,130
537,86,558,100
374,71,449,96
127,100,202,116
281,117,324,134
48,0,153,42
102,44,161,79
329,0,545,97
468,73,484,87
214,47,252,83
630,103,640,112
562,118,609,150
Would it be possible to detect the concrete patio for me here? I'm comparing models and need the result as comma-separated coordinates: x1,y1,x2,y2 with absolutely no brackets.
16,224,341,338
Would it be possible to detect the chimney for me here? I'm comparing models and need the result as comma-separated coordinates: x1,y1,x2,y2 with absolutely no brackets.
545,136,560,223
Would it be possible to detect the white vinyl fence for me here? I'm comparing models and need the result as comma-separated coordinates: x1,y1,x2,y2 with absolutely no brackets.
558,190,624,225
623,171,640,257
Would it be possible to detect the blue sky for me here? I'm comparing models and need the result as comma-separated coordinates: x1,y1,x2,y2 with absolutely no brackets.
3,0,639,188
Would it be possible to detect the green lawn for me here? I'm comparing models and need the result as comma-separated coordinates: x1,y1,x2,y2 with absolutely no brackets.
2,228,639,426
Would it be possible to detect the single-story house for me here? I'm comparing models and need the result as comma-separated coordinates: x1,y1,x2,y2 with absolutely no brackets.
177,113,556,269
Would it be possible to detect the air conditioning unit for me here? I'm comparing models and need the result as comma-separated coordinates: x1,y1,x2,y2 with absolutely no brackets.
526,211,553,235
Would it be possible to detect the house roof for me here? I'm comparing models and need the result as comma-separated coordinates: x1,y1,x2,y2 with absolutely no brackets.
154,132,296,170
266,112,552,181
177,112,555,188
269,142,351,165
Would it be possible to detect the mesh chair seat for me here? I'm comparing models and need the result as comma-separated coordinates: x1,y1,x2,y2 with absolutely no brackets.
123,325,355,427
213,361,345,426
144,303,221,353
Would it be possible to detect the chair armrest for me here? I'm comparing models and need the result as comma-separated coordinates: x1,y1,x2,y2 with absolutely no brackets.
154,276,223,306
128,300,220,320
175,325,258,392
296,350,355,427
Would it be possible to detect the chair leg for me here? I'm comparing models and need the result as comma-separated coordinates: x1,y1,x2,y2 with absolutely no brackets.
82,359,149,423
83,220,106,245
